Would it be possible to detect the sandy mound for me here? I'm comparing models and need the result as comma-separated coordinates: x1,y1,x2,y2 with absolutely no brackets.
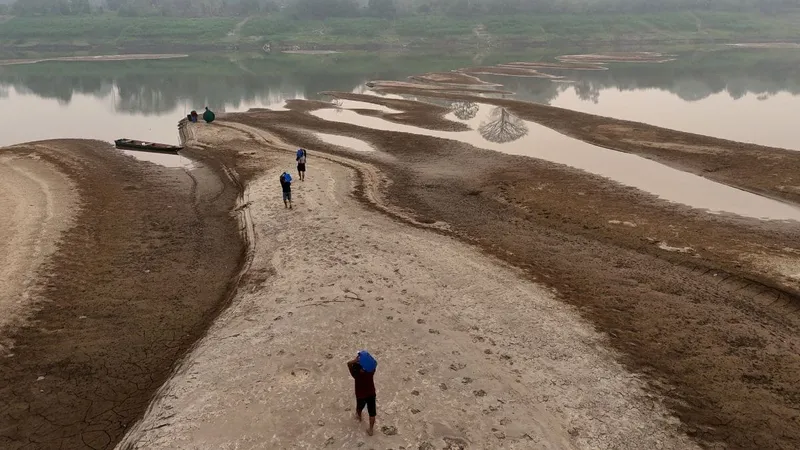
119,132,695,449
0,152,77,350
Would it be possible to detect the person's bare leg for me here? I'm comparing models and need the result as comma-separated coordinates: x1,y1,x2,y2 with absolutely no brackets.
367,416,375,435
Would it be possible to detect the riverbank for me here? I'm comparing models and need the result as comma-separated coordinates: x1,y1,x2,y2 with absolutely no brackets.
5,11,800,56
173,92,800,450
327,90,800,215
119,123,698,449
0,140,244,448
0,53,187,66
0,152,76,351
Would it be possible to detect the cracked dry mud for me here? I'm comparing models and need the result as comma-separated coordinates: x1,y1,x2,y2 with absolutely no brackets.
0,140,243,449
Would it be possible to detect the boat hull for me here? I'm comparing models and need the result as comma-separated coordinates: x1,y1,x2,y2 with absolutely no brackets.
115,139,183,154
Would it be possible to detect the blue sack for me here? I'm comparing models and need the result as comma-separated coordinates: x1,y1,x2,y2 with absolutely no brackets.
358,350,377,372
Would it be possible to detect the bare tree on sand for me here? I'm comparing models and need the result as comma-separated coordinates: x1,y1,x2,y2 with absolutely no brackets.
451,101,479,120
478,107,528,143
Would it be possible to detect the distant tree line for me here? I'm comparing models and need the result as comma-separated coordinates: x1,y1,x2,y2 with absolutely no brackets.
5,0,800,18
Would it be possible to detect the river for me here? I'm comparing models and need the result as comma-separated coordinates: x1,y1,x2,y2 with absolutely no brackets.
1,47,799,150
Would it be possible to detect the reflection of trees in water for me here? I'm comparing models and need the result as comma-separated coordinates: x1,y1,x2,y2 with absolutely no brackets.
574,81,600,103
451,101,478,120
330,97,344,113
0,66,384,115
6,75,112,104
6,51,800,114
502,51,800,105
478,107,528,143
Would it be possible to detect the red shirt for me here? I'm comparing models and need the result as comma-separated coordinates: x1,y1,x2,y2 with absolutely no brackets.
348,362,376,399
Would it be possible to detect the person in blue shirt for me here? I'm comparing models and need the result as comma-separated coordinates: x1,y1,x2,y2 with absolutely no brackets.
279,172,292,209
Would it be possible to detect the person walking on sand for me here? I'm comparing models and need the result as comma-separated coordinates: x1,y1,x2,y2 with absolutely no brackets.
347,351,378,436
296,148,307,181
279,171,292,209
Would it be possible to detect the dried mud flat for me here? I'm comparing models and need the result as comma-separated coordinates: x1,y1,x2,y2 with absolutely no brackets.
0,53,188,66
556,51,675,63
177,92,800,450
120,124,697,450
0,140,243,449
7,51,800,450
0,152,77,347
728,42,800,49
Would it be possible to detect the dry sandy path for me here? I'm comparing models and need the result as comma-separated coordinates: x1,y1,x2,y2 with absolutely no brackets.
120,143,695,449
0,152,76,348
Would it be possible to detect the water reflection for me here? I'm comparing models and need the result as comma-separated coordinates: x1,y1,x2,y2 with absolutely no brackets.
120,149,195,168
4,49,800,150
311,105,800,221
451,102,479,120
550,89,800,150
0,55,413,117
315,133,374,152
477,107,528,143
496,50,800,106
0,84,305,147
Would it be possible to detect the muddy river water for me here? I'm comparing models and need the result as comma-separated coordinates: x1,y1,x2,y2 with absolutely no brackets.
2,48,800,213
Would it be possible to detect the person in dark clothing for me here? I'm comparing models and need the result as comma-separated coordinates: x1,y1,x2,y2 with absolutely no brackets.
202,106,215,123
347,351,377,436
279,171,292,209
296,148,307,181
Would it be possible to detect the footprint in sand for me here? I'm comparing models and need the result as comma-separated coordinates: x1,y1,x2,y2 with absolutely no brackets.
443,437,469,449
281,368,311,384
381,425,398,436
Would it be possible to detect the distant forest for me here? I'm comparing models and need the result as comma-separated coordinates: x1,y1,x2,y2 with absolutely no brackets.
3,0,800,18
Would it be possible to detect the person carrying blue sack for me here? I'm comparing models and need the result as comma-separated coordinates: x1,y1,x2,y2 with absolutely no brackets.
279,171,292,209
347,350,378,435
296,148,307,181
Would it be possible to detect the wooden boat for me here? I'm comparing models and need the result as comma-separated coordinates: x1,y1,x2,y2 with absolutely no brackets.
114,139,183,154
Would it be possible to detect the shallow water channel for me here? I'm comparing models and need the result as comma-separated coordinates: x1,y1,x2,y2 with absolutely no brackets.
311,103,800,221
